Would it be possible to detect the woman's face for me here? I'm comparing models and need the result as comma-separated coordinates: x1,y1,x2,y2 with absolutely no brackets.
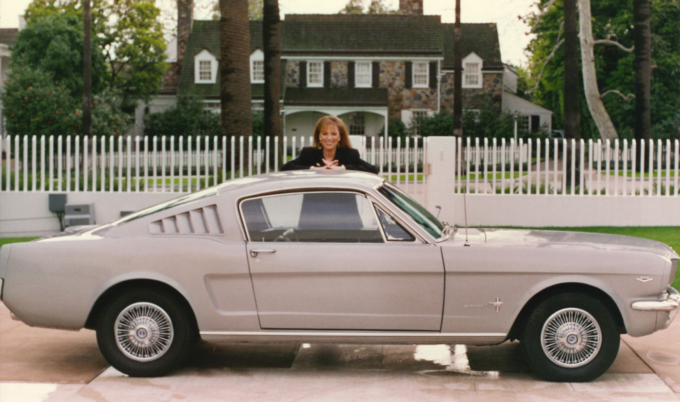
318,123,341,151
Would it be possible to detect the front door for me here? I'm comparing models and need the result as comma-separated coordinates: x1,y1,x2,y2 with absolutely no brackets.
240,191,444,331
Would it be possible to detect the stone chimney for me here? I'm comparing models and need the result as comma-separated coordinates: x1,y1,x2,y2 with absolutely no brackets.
399,0,423,15
176,0,194,70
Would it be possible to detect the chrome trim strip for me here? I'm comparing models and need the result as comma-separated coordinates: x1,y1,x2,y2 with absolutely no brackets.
200,331,506,338
632,286,679,312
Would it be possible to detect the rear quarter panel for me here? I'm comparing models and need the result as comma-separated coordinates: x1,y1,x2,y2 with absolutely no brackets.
3,236,258,332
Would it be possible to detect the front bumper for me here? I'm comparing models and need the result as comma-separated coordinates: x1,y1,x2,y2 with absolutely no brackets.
632,286,680,329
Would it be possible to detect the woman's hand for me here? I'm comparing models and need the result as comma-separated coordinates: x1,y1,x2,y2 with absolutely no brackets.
322,158,339,169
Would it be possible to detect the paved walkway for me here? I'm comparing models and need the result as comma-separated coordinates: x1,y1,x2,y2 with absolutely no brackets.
1,302,678,402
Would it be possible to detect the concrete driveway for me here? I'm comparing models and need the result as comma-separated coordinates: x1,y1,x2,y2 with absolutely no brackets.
1,302,678,402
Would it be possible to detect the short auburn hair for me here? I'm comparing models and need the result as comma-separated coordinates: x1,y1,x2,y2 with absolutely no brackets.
312,116,353,149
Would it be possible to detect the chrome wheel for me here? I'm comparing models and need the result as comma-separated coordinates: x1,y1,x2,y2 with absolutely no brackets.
541,308,602,368
114,302,174,362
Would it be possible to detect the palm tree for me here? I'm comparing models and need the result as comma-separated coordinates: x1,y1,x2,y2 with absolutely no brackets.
563,0,580,140
563,0,581,186
263,0,282,165
453,0,462,136
633,0,651,170
219,0,253,172
83,0,92,136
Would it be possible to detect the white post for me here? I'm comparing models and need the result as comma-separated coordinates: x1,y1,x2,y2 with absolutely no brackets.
41,136,46,192
126,136,132,192
179,136,183,192
83,136,88,192
65,136,70,192
31,136,37,192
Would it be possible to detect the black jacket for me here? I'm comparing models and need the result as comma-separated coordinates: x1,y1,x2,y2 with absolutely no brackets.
281,147,379,174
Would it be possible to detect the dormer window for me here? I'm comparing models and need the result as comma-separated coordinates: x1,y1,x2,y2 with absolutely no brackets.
307,61,323,87
412,62,429,88
194,49,217,84
462,53,483,88
250,49,264,83
355,61,371,87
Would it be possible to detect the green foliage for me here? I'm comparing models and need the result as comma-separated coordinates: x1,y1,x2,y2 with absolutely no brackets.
1,62,129,137
9,13,106,97
339,0,395,14
144,96,221,138
25,0,167,109
413,109,542,140
379,119,408,143
1,63,78,136
527,0,680,139
252,110,265,137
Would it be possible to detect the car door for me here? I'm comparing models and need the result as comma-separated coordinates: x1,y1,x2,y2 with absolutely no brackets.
240,191,444,331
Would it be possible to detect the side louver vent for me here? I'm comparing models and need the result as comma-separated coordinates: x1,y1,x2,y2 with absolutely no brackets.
149,205,224,235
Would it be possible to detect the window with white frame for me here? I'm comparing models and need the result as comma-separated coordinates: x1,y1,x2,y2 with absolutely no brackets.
519,115,530,132
411,110,429,136
356,61,371,87
194,49,217,84
199,61,211,81
349,112,365,135
308,61,323,87
462,53,483,88
464,63,480,87
413,62,429,87
250,50,264,83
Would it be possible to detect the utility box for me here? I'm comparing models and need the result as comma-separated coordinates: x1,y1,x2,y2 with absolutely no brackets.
48,194,67,213
64,204,95,227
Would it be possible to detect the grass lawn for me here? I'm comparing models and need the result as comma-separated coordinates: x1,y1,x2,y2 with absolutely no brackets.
609,171,678,178
0,237,39,247
2,227,678,288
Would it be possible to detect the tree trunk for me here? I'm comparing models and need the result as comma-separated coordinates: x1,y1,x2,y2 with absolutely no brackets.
578,0,618,140
633,0,651,171
563,0,581,140
564,0,581,187
220,0,252,174
453,0,463,136
263,0,282,168
82,0,92,137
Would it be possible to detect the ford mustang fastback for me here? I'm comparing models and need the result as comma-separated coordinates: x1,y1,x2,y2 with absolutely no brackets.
0,171,677,381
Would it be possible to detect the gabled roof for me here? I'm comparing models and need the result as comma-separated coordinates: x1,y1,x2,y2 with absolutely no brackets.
282,14,443,56
442,23,502,71
0,28,19,46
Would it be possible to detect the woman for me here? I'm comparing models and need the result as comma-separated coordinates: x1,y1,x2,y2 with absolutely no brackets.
281,116,379,174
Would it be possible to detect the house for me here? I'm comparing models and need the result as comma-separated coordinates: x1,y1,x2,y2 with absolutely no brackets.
502,64,552,133
140,0,549,138
0,27,20,137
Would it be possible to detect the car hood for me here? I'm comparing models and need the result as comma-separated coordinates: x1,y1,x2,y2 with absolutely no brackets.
448,228,679,261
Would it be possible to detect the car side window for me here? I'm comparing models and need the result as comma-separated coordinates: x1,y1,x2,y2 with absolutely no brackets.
241,192,383,243
375,207,415,241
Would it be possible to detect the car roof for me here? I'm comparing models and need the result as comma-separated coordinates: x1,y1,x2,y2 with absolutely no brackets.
215,170,386,198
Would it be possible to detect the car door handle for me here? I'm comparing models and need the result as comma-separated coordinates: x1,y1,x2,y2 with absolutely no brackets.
250,249,276,257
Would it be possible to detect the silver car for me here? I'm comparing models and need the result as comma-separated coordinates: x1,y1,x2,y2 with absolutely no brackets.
0,171,678,381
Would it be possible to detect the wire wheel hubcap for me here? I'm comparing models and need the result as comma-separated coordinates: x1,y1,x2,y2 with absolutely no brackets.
115,302,174,362
541,308,602,368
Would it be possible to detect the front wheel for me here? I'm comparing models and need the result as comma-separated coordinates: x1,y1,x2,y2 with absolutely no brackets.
521,292,620,382
96,288,193,377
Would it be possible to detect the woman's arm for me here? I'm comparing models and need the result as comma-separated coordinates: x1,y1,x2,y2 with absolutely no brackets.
281,148,317,171
343,149,379,174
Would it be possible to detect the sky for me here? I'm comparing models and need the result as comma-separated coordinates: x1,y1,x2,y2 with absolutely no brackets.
0,0,539,65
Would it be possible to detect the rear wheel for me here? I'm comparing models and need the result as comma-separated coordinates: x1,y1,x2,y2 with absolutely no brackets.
521,292,619,382
96,288,193,377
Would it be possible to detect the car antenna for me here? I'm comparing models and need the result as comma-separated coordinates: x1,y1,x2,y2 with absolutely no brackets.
463,192,470,247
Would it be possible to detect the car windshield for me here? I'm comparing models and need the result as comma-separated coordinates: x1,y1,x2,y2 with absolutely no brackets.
378,183,444,239
110,188,218,226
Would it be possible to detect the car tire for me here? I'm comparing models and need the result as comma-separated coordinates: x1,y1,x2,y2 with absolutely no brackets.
96,288,193,377
520,292,620,382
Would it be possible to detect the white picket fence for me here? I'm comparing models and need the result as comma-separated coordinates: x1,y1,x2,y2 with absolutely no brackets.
0,135,427,195
451,137,679,196
2,135,678,198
